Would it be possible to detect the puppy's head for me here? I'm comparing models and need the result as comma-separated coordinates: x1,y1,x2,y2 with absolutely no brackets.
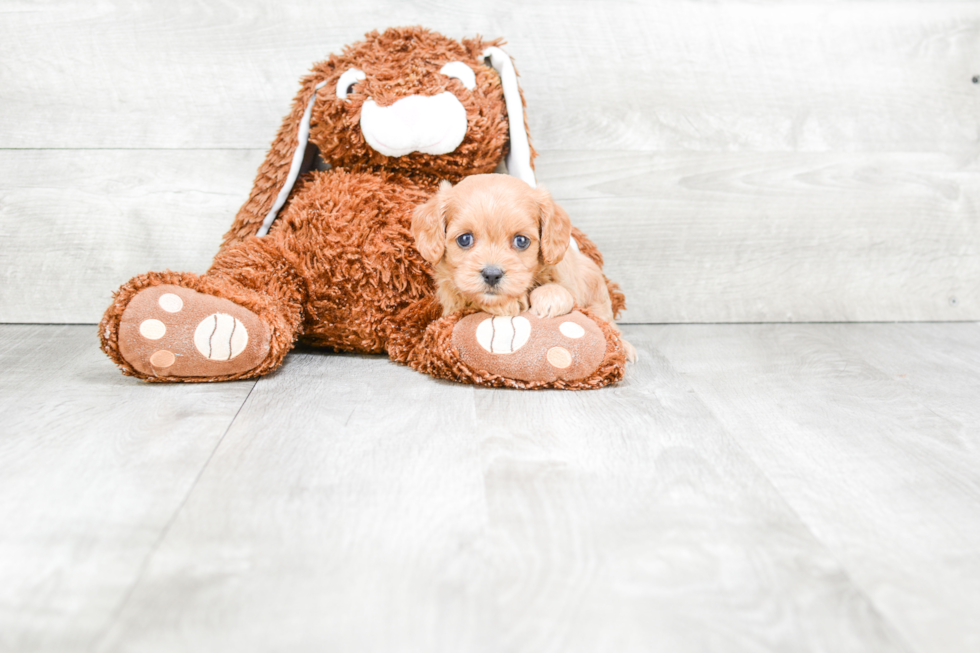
412,174,571,309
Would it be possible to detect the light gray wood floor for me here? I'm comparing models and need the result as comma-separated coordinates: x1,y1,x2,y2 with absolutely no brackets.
2,322,978,653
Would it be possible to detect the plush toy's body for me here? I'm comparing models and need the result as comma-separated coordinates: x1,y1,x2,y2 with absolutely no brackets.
100,27,628,389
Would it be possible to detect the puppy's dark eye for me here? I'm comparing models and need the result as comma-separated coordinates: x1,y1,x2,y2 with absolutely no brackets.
513,234,531,250
456,233,474,248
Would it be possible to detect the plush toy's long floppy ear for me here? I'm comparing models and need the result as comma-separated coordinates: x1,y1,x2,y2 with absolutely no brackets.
219,79,327,249
256,80,328,236
483,47,536,188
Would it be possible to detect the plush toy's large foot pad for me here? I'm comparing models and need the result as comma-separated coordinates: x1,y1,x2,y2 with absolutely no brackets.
452,310,606,383
117,284,270,379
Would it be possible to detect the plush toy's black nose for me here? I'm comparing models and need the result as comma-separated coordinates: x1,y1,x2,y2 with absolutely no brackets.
481,265,504,287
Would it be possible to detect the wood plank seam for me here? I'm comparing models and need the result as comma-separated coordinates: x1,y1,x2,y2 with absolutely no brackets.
87,380,259,652
692,392,920,653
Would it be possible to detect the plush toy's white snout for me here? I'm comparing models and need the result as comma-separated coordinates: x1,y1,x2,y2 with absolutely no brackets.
360,92,468,158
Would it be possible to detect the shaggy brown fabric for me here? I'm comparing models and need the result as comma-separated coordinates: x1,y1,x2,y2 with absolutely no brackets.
221,27,529,250
99,26,628,389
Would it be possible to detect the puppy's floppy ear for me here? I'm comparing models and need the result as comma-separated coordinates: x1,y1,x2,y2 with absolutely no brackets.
412,180,454,264
220,74,330,249
533,186,571,266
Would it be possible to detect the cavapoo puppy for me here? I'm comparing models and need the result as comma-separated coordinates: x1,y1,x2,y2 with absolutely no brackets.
412,174,636,361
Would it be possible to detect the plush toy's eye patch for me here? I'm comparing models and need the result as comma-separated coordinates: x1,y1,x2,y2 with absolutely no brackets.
439,61,476,90
336,68,366,99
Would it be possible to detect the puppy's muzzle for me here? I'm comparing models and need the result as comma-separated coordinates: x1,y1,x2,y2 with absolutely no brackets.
481,265,504,288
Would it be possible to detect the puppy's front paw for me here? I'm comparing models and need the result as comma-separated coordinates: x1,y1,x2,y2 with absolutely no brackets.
485,297,525,317
530,284,575,318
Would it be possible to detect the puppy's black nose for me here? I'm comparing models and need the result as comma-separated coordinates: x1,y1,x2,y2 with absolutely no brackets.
481,265,504,287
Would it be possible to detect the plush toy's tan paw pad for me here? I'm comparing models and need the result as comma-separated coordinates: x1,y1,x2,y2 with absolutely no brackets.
452,311,606,383
117,285,270,378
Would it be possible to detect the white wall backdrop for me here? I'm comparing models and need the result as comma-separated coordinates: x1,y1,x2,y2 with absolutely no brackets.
1,0,977,323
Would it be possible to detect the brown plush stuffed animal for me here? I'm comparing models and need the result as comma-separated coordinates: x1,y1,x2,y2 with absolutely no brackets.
99,27,628,389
